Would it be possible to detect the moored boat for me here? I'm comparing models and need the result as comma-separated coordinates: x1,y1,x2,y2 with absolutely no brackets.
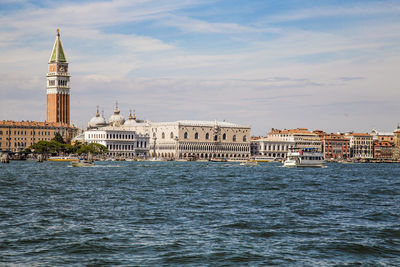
253,156,275,162
48,156,79,162
283,148,325,168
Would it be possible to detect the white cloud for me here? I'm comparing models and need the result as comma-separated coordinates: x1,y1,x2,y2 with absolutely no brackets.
1,0,400,134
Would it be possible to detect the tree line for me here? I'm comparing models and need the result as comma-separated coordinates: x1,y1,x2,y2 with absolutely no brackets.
26,133,108,155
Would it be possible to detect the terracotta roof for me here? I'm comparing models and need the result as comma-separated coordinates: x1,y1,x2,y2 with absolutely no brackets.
374,141,393,147
0,120,76,129
268,128,316,135
348,133,372,137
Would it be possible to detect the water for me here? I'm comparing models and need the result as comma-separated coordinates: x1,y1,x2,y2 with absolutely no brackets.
1,161,399,266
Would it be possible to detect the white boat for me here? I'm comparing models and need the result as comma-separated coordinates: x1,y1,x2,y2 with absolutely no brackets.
71,160,94,167
283,148,325,168
253,156,275,162
240,160,258,166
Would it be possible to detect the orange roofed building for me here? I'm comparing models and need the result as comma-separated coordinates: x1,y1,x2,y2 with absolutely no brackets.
317,132,350,160
0,29,78,152
373,141,394,160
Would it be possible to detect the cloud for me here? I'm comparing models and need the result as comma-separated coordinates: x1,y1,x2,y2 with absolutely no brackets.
261,1,400,24
0,0,400,135
160,15,268,34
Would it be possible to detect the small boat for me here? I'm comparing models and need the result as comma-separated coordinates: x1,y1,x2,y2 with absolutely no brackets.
210,158,227,162
240,160,258,166
48,156,79,162
253,156,275,162
283,148,325,168
71,160,94,167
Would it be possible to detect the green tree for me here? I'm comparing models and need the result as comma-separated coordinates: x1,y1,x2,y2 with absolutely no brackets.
31,141,51,154
53,132,65,144
87,143,108,154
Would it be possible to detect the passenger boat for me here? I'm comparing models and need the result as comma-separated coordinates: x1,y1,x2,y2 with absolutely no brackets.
283,148,325,168
48,156,79,162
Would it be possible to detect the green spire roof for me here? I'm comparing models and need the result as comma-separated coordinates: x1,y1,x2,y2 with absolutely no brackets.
49,29,67,63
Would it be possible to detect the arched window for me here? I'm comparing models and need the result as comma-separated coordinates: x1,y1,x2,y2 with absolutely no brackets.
162,132,165,139
233,135,237,142
184,132,188,139
205,133,209,140
222,133,226,140
243,135,247,142
214,135,218,141
170,132,174,139
195,132,199,139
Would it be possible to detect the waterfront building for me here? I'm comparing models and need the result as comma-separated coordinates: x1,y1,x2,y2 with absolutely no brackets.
373,141,393,160
83,107,150,157
46,29,71,125
320,133,350,160
250,136,295,159
149,120,251,160
394,126,400,147
250,136,262,156
370,129,394,143
393,126,400,160
347,133,373,159
0,121,78,152
84,127,149,158
250,128,321,159
82,106,250,160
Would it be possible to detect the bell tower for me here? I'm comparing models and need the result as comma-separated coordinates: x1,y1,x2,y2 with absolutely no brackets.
46,28,70,125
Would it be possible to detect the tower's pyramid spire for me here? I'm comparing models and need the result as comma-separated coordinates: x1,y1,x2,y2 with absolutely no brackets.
49,28,67,63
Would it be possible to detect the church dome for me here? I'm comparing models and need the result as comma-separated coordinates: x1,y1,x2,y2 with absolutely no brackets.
109,102,125,127
88,106,107,128
123,109,137,126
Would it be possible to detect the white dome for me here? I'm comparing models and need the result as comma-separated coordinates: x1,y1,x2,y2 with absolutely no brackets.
123,109,137,126
108,102,125,127
124,119,137,126
88,116,107,127
88,107,107,128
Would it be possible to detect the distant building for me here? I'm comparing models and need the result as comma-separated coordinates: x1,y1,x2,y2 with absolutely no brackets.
319,133,350,160
1,29,78,152
373,141,393,160
0,121,77,152
393,126,400,160
251,128,320,159
84,127,149,158
370,129,394,143
83,105,250,160
149,120,251,160
347,133,373,159
46,29,71,125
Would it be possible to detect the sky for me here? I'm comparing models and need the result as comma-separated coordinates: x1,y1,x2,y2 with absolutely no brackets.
0,0,400,135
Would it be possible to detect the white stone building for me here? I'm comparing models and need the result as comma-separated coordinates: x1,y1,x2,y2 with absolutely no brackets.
83,104,251,160
346,133,373,159
84,127,149,158
149,120,251,160
251,128,321,159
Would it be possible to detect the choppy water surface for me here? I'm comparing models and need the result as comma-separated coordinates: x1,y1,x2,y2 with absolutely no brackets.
0,161,399,266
